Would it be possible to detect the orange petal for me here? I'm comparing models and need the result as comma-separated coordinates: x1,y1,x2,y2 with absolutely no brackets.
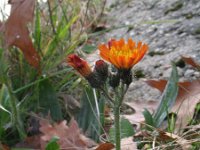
137,41,142,49
98,44,109,52
118,55,125,68
110,55,120,68
100,51,109,62
118,38,125,48
125,57,135,69
128,38,136,49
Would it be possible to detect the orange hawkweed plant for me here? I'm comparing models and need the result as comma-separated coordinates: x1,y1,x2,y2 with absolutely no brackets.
66,38,148,150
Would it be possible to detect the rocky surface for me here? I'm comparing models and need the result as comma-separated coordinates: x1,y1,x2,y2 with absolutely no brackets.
87,0,200,102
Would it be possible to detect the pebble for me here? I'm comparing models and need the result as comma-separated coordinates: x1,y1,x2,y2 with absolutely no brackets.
194,71,200,78
184,69,195,78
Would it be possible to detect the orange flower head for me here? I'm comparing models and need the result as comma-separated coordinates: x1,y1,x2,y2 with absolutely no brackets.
98,38,148,70
67,54,92,77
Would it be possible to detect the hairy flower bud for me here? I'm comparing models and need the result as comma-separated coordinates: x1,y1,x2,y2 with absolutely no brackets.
67,54,104,88
94,60,108,84
67,54,92,78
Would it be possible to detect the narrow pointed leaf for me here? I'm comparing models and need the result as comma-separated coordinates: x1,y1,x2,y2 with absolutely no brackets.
153,63,179,127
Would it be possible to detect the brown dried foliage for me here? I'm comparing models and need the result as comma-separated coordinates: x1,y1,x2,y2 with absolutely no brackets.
2,0,40,69
39,118,93,150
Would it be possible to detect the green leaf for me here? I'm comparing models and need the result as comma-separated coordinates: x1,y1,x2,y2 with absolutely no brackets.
45,15,78,57
82,44,97,54
0,84,11,114
34,4,41,50
109,117,135,142
143,108,154,131
0,84,11,138
76,87,103,142
0,48,8,83
167,113,176,133
45,136,60,150
39,78,63,121
153,63,179,127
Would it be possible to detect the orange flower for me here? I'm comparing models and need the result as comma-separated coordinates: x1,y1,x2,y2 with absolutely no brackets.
67,54,92,77
98,38,148,70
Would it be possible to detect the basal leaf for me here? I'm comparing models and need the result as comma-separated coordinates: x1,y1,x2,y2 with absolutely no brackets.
109,117,135,142
143,108,155,131
39,78,63,121
153,63,179,127
76,87,104,142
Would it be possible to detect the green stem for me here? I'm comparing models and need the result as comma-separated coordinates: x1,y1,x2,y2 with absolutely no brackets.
113,82,128,150
114,105,121,150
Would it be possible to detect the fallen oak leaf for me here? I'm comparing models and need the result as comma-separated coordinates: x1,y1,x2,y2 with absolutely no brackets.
39,118,96,150
0,143,10,150
15,135,41,149
181,55,200,70
123,100,159,130
95,142,114,150
146,79,200,133
2,0,40,70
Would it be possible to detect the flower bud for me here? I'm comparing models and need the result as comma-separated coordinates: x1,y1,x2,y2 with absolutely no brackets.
94,60,108,84
67,54,92,78
85,73,101,88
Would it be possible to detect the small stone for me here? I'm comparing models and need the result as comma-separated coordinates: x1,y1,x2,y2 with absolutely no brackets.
177,68,184,76
162,68,172,79
184,69,195,78
194,71,200,78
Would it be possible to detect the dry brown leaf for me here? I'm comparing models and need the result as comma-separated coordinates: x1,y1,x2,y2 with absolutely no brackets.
95,142,115,150
39,118,95,150
15,135,41,149
162,131,192,150
0,143,10,150
2,0,40,69
123,100,159,129
146,79,200,132
181,55,200,69
134,130,192,150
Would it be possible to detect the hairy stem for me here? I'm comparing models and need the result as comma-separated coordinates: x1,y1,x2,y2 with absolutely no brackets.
114,105,121,150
